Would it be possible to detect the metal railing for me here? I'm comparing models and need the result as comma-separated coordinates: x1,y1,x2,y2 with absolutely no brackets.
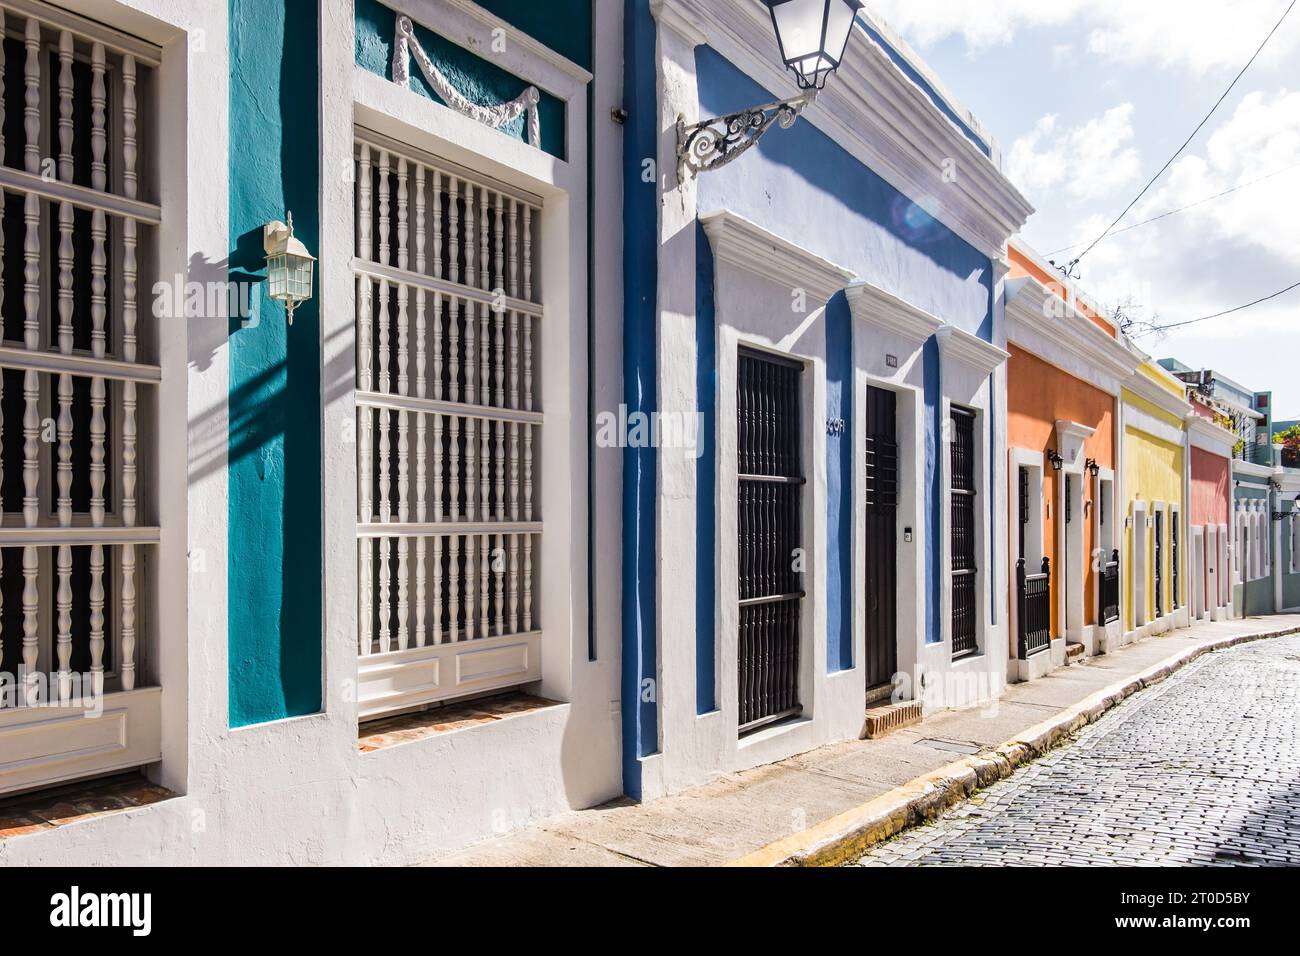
1016,557,1051,659
1100,550,1120,625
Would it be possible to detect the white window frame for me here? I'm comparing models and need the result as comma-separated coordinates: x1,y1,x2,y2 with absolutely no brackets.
319,1,592,726
935,325,1009,661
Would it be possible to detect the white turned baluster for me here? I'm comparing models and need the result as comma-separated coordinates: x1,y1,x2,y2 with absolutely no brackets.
508,533,520,633
357,145,374,655
524,423,534,522
480,395,490,520
524,535,533,631
523,204,533,302
493,534,505,635
433,408,444,524
376,156,392,652
449,409,460,521
479,532,489,641
464,532,475,641
464,183,477,523
524,315,534,414
414,164,427,647
21,18,40,705
395,158,409,651
479,191,491,523
120,54,139,689
432,535,444,644
508,197,519,302
509,421,520,522
89,42,108,695
509,310,520,411
448,533,460,641
448,176,459,404
53,31,77,702
493,194,506,521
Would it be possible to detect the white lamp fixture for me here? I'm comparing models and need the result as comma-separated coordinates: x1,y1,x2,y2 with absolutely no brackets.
263,211,316,324
765,0,865,91
676,0,864,178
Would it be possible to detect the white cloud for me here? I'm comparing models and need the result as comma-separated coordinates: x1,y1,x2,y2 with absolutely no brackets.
1029,88,1300,410
871,0,1300,74
1008,105,1141,202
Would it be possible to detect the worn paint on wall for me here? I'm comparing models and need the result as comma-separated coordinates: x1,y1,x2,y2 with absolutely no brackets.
693,45,992,653
227,0,323,725
1007,344,1114,633
1191,447,1230,527
354,0,567,159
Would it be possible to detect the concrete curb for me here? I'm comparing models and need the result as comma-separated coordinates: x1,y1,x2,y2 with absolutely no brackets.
727,624,1300,867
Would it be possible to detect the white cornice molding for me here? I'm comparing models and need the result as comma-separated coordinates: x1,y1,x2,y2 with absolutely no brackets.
660,0,1034,259
1233,459,1274,480
701,209,856,304
650,0,708,48
1005,277,1140,384
1124,368,1192,422
1187,414,1238,457
845,280,942,347
936,324,1009,377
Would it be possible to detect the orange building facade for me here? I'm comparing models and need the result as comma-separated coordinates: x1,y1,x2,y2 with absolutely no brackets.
1002,244,1141,681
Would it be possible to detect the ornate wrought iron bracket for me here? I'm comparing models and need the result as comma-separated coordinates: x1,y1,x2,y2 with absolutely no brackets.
676,92,816,180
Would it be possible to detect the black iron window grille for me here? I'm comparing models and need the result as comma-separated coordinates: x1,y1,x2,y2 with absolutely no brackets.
950,406,978,658
737,349,804,734
1101,549,1120,625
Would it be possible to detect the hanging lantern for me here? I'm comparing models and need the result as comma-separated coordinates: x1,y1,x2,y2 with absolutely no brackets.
763,0,865,91
263,211,316,324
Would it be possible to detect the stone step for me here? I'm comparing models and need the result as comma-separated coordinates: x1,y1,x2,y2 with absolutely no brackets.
863,700,923,739
1066,641,1086,660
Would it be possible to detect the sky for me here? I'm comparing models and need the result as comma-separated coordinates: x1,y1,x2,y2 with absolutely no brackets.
868,0,1300,419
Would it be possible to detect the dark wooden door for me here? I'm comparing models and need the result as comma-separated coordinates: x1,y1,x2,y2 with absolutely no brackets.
863,385,898,691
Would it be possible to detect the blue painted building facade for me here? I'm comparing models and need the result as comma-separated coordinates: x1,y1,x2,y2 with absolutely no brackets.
622,0,1030,800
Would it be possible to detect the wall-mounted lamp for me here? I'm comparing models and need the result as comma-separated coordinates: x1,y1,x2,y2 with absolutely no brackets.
1086,458,1100,478
264,211,316,324
1047,449,1064,472
677,0,864,178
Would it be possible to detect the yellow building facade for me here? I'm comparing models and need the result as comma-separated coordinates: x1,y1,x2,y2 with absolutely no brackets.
1118,362,1192,642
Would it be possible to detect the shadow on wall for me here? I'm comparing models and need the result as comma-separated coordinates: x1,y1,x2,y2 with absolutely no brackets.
226,0,322,726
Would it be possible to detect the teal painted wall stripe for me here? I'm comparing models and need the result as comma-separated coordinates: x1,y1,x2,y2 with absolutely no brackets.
227,0,323,727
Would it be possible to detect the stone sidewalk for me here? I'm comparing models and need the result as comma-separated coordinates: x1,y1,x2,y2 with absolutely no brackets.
427,615,1300,867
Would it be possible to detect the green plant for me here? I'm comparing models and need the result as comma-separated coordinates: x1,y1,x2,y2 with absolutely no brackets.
1273,424,1300,448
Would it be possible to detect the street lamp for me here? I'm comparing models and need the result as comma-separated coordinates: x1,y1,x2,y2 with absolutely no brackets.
677,0,865,178
765,0,865,91
1086,458,1100,478
1047,450,1064,472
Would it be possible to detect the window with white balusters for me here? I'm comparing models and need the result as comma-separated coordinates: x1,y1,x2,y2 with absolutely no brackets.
0,5,158,706
352,132,541,703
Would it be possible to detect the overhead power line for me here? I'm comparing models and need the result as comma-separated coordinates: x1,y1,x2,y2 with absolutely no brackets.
1044,162,1300,258
1067,0,1298,271
1133,279,1300,337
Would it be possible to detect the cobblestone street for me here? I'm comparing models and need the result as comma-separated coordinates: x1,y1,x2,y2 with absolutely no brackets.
854,635,1300,866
